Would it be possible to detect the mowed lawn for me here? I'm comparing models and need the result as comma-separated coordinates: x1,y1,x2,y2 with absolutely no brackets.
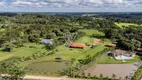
115,22,142,28
0,43,47,62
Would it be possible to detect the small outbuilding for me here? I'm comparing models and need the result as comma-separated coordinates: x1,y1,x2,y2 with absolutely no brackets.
70,43,86,49
40,39,54,45
94,39,104,44
107,43,116,47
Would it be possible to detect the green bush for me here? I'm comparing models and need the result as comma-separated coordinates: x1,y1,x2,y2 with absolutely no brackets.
132,65,142,80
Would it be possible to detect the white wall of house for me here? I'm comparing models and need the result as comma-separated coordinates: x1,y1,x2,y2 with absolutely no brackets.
114,54,135,60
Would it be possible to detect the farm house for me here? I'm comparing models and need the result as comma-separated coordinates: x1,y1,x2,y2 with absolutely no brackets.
70,43,86,49
94,39,104,44
109,49,135,60
40,39,54,45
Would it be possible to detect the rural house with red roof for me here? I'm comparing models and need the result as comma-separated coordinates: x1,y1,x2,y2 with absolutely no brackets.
70,43,86,49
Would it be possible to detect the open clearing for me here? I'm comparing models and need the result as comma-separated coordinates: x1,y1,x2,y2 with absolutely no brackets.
115,22,142,28
0,43,47,61
85,62,142,79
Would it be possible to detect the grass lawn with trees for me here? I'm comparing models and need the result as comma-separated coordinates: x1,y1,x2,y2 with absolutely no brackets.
115,22,142,28
23,29,111,75
0,43,47,62
97,55,140,64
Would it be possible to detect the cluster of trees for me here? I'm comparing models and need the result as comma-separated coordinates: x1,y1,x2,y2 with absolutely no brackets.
0,61,25,79
82,15,142,51
132,65,142,80
84,19,116,30
96,13,142,24
105,26,142,51
0,13,82,51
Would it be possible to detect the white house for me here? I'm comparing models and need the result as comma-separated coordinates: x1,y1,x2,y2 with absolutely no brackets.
110,49,135,60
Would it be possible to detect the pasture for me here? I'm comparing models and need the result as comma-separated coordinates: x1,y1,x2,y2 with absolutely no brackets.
0,43,47,61
115,22,142,28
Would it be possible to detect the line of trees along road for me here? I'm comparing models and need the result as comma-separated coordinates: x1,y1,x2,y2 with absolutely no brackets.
0,61,25,79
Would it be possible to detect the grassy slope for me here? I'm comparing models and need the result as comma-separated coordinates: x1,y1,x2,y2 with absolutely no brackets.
0,43,47,61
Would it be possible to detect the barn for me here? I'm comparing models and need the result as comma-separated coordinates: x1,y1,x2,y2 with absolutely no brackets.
107,43,116,47
70,43,86,49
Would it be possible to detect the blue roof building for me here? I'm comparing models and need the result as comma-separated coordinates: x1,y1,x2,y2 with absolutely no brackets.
40,39,53,45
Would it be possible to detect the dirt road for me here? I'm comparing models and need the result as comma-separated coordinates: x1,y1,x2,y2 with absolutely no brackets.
24,75,82,80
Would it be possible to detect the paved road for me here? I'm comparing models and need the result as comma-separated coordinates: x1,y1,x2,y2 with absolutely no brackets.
85,61,142,79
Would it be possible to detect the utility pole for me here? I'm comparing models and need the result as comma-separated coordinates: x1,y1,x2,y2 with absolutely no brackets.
64,33,78,47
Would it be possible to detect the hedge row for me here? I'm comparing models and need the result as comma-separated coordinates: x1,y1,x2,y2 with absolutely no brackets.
131,65,142,80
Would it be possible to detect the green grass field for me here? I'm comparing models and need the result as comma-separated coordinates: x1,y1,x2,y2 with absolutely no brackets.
80,29,105,36
0,43,47,61
115,22,142,28
97,55,140,64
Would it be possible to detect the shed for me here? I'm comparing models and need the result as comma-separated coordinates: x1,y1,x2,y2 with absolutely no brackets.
40,39,53,45
70,43,86,49
107,43,116,47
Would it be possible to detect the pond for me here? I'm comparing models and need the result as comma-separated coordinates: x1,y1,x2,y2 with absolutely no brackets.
26,61,71,75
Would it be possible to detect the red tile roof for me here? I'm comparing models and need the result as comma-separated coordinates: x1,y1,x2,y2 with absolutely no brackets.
107,43,116,47
94,39,103,44
70,43,86,48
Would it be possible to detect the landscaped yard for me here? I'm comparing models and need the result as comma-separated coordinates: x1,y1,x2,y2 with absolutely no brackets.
97,55,140,64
